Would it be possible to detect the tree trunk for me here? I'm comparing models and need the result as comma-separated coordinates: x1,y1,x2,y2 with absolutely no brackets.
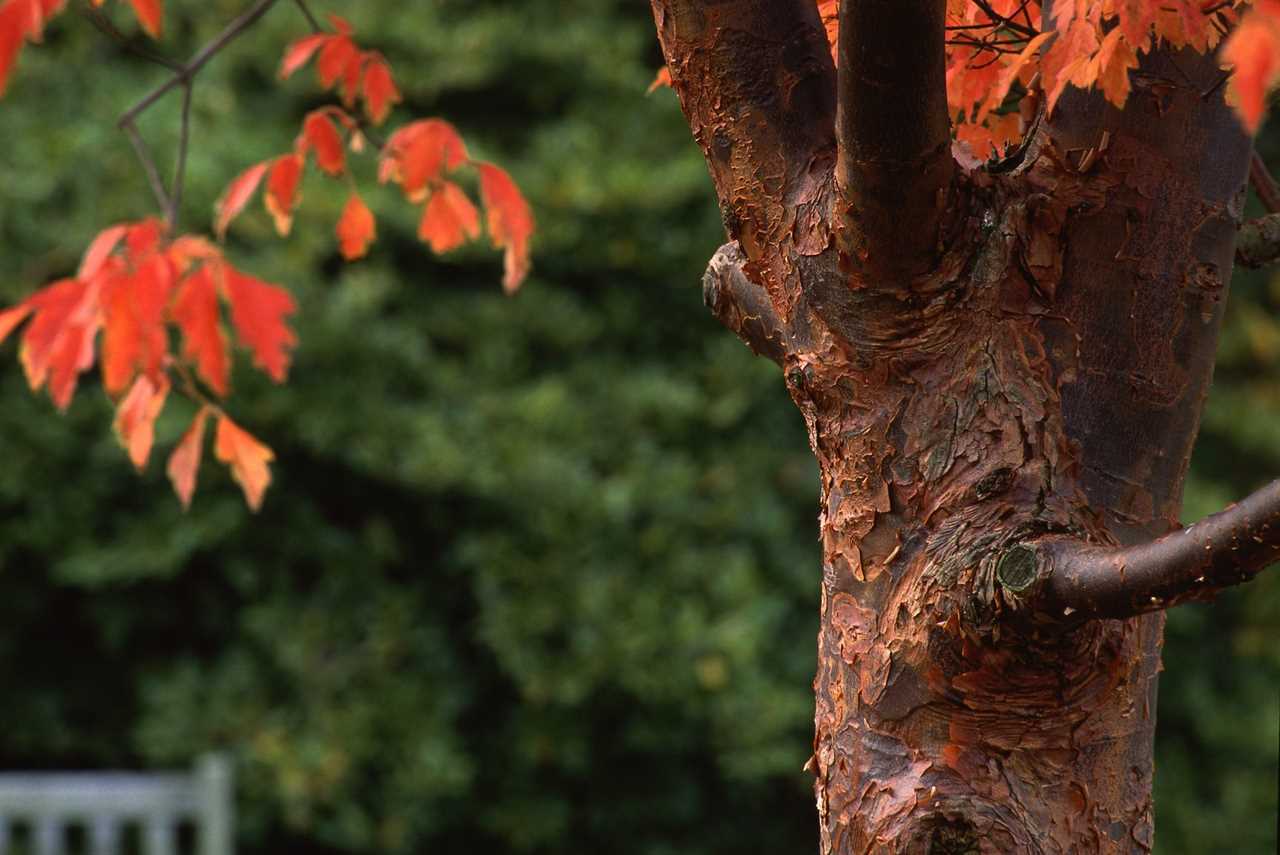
654,2,1273,852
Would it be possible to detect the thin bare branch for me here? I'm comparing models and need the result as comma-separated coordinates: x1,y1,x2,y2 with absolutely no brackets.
997,479,1280,621
121,119,171,214
79,2,183,71
292,0,321,32
1249,151,1280,214
836,0,953,285
118,0,281,129
168,83,194,230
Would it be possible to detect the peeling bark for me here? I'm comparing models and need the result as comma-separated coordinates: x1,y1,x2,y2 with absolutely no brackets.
653,2,1258,852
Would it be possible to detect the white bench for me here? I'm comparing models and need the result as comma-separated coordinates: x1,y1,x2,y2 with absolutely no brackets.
0,754,232,855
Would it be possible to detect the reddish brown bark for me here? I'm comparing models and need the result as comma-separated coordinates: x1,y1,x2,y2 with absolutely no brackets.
653,2,1265,852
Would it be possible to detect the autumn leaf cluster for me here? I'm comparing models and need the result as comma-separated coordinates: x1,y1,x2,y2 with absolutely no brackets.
0,4,534,510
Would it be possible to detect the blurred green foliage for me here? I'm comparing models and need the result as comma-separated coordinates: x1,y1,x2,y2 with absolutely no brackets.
0,1,1274,852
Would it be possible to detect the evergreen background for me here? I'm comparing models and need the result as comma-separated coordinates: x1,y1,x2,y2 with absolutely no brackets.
0,1,1275,851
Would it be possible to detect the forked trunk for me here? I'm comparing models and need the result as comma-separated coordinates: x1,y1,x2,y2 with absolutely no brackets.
657,1,1254,850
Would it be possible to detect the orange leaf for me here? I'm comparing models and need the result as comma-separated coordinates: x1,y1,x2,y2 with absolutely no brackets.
298,110,345,176
327,13,351,35
222,263,297,383
1223,2,1280,133
264,153,304,237
336,191,376,260
215,161,268,240
19,277,100,410
125,0,160,37
361,54,400,125
113,373,168,470
171,263,230,396
418,181,480,254
478,162,535,293
279,32,326,79
214,414,274,512
101,252,175,395
646,66,671,94
380,119,468,202
1092,28,1138,109
167,406,208,510
78,223,127,281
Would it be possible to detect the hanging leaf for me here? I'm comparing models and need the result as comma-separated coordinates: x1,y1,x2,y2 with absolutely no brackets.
113,373,169,470
279,32,326,79
336,192,376,260
477,162,535,293
167,406,209,510
418,181,480,254
170,262,230,396
263,153,304,236
214,414,274,511
361,54,400,124
298,110,346,176
222,263,297,383
214,161,268,240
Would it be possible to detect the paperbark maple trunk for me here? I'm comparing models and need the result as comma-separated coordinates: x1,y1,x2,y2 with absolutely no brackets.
656,2,1258,852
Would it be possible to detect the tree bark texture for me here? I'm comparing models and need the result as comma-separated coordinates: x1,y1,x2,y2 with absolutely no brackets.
655,2,1258,852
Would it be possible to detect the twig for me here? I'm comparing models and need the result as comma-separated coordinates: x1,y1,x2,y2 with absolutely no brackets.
168,82,194,230
122,119,171,214
292,0,322,32
118,0,282,130
79,2,183,72
1250,151,1280,214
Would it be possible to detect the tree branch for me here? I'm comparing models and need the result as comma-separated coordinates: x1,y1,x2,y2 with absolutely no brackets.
701,243,790,365
835,0,953,285
1249,150,1280,214
118,0,280,129
649,0,835,263
997,479,1280,621
1235,212,1280,267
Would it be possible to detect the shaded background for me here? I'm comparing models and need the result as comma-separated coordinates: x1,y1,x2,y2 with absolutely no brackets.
0,1,1276,851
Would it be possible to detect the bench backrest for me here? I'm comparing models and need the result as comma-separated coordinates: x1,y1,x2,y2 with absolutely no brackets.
0,754,232,855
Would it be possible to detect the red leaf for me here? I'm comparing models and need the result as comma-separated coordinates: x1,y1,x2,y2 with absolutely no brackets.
418,181,480,254
380,119,469,202
167,406,208,510
214,161,268,240
298,110,345,176
113,373,168,470
0,3,25,98
279,32,326,79
79,223,127,281
0,302,32,345
101,252,175,394
316,33,358,91
125,0,160,37
327,13,351,35
222,263,297,383
125,217,165,258
214,414,274,511
336,192,376,260
361,54,400,124
477,162,535,293
171,262,230,396
264,153,304,237
19,277,100,410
